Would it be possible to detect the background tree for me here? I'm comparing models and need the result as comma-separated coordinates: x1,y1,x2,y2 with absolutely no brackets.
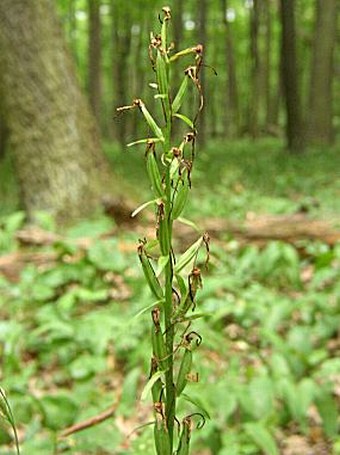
55,0,339,148
197,0,208,145
280,0,304,152
248,0,261,138
306,0,338,145
88,0,102,125
0,0,116,222
111,0,132,145
0,112,8,161
221,0,240,137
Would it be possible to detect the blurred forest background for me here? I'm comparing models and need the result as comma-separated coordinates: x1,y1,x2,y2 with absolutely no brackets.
0,0,339,454
0,0,339,220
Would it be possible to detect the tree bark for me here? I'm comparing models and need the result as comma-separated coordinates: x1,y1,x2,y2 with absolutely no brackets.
0,111,8,160
280,0,304,153
0,0,115,222
306,0,338,145
88,0,102,125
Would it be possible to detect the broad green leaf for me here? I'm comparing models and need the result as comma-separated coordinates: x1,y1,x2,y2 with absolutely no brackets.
40,394,78,431
0,420,12,445
316,389,339,438
3,211,25,233
244,423,279,455
246,376,275,419
69,354,106,380
87,239,126,272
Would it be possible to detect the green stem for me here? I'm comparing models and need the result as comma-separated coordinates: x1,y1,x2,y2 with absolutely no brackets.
163,102,176,448
164,172,175,450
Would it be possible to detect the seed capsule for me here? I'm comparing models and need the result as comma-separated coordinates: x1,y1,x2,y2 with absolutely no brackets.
156,53,168,97
176,417,192,455
150,357,163,403
174,236,203,274
172,180,189,220
154,412,171,455
172,75,189,114
176,348,192,396
151,308,168,371
146,151,164,198
157,202,170,256
138,243,163,300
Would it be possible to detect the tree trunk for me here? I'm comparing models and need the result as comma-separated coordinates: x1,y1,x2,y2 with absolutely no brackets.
0,0,115,222
131,18,146,139
263,0,273,130
263,0,282,132
248,0,261,138
88,0,102,126
306,0,338,145
280,0,304,152
111,1,132,145
0,110,8,160
173,0,183,52
197,0,207,145
221,0,240,137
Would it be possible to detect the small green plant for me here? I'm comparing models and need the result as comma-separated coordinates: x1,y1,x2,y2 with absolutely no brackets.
118,7,209,454
0,387,20,454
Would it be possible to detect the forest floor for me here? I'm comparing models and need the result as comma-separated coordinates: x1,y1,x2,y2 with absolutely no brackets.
0,138,339,454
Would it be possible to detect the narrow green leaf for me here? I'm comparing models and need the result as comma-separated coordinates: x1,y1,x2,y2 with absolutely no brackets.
172,76,189,114
141,371,165,401
181,393,211,420
181,312,212,322
173,113,195,129
127,138,161,147
157,255,169,277
177,217,200,231
175,273,187,298
169,46,197,62
0,388,20,454
154,94,168,99
174,236,203,273
139,102,164,141
132,299,164,321
131,199,158,218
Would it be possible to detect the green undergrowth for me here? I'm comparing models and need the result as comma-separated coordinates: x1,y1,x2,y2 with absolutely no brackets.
0,211,339,454
1,138,339,220
104,138,340,220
